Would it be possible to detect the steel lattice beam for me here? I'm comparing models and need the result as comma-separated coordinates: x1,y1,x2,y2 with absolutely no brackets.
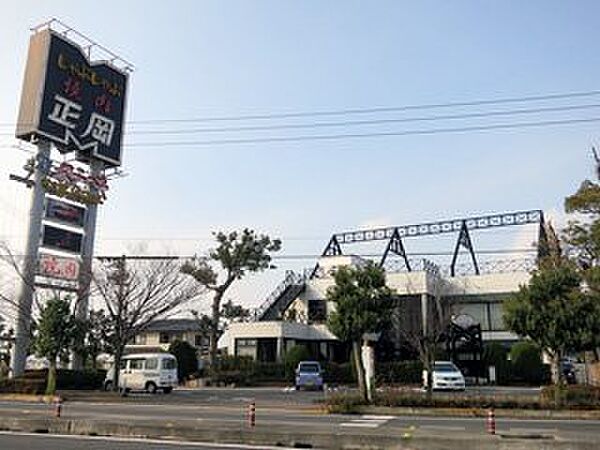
332,210,543,245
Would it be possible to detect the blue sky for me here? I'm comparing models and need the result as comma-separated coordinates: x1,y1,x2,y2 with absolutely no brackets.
1,1,598,310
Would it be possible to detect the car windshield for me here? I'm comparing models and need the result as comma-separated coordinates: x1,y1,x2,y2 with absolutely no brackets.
299,363,320,373
434,363,458,372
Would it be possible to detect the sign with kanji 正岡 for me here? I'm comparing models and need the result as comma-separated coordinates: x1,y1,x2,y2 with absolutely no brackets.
15,29,128,167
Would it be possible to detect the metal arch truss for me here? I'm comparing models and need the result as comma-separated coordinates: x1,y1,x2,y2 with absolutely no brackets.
316,209,546,277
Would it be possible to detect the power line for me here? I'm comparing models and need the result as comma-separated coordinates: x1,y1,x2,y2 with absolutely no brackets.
122,116,600,148
1,115,596,151
3,102,599,137
2,89,600,128
106,89,600,124
0,249,537,260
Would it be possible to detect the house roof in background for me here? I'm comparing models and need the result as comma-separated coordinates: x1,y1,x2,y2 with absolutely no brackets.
144,319,202,333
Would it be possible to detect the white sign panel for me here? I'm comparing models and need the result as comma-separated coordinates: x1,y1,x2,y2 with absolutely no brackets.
38,254,80,281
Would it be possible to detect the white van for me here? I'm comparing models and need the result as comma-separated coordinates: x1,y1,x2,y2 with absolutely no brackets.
104,353,178,394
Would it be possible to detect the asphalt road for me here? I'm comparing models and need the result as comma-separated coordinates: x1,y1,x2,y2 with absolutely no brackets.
0,432,301,450
0,390,598,443
59,385,542,406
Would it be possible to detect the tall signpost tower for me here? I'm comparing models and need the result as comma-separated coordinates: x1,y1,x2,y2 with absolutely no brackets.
11,20,131,376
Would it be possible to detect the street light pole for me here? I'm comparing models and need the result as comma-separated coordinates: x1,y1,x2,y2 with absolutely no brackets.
11,140,51,377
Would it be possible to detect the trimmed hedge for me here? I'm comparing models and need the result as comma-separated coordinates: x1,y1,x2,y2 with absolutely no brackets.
22,369,107,390
206,356,355,386
326,386,600,413
376,361,423,385
0,377,46,394
541,385,600,408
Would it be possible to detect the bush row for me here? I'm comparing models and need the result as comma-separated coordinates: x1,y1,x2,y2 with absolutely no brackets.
205,356,356,386
3,369,108,392
325,385,600,413
375,361,423,385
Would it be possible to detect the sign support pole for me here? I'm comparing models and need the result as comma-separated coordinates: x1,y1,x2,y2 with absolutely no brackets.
11,140,51,377
72,158,103,370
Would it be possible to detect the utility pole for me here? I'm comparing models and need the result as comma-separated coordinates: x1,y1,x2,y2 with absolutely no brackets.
11,140,51,377
72,158,103,370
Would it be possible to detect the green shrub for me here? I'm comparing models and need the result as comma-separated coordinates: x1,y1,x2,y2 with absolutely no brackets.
283,345,312,378
483,342,511,384
376,361,423,385
250,362,285,382
22,369,106,390
215,355,254,372
323,362,355,385
510,342,544,385
169,340,198,382
0,378,46,394
541,385,600,408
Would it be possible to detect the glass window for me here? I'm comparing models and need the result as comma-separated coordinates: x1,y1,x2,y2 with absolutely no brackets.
119,359,128,370
434,362,459,372
145,358,158,370
159,332,170,344
236,338,257,358
134,334,147,345
453,303,488,330
489,302,505,331
129,359,144,370
298,363,320,373
162,358,176,370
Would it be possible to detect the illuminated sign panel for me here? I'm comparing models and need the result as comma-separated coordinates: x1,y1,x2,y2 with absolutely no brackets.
45,198,86,227
38,253,80,281
41,225,83,254
16,29,128,167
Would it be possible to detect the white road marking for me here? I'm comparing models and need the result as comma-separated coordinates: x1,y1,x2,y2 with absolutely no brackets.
419,425,466,431
340,414,393,428
0,430,314,450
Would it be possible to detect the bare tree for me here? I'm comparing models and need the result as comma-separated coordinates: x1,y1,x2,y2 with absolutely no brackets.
93,256,202,391
396,270,453,400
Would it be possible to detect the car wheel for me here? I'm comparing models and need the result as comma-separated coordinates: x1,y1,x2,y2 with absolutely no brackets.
146,382,158,394
104,381,113,392
163,387,173,394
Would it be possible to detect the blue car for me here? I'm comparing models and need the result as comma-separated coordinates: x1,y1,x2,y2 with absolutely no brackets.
295,361,324,391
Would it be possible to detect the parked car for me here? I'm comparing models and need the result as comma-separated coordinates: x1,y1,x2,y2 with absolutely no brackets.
105,353,178,394
422,361,466,391
561,360,577,385
295,361,324,391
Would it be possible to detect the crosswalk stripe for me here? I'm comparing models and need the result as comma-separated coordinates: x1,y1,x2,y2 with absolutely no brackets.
340,414,394,428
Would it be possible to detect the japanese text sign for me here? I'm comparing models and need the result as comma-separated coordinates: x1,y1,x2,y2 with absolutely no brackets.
38,253,80,281
16,29,128,167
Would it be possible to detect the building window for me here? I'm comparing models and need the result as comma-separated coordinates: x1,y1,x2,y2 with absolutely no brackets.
195,334,209,347
308,300,327,323
159,332,170,344
134,334,147,345
488,302,505,331
236,338,257,358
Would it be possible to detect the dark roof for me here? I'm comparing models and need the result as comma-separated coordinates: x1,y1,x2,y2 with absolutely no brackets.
144,319,202,332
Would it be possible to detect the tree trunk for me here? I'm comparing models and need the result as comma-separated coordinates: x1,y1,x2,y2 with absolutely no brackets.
209,292,223,368
46,358,57,396
112,346,123,392
424,348,434,402
352,340,368,403
552,350,564,407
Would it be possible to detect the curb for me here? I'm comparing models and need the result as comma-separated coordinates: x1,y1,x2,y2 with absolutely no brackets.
1,417,599,450
328,405,600,420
